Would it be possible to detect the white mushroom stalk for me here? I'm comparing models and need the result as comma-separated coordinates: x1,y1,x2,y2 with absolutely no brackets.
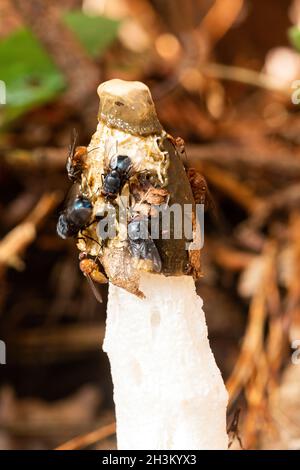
66,79,228,450
105,274,228,450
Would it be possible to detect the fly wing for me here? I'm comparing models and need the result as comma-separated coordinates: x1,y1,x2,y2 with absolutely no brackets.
85,274,103,303
129,238,162,273
63,183,80,209
66,128,78,175
109,153,118,170
144,239,162,272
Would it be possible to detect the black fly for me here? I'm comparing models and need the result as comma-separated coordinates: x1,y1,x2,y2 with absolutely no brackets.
57,194,93,239
127,217,162,272
102,154,132,199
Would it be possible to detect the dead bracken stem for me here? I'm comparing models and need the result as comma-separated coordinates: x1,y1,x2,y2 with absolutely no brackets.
202,63,290,95
226,241,289,448
0,191,61,271
226,243,277,404
55,422,116,451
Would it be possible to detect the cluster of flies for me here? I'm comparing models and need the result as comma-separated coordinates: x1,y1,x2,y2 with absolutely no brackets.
57,132,162,300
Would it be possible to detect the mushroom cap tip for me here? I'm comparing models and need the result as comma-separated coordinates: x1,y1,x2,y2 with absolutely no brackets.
97,78,162,136
97,79,150,98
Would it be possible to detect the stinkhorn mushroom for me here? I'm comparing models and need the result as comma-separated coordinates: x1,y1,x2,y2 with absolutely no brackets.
58,79,228,450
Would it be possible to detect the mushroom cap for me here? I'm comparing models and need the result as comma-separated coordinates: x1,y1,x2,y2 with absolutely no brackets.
97,79,163,136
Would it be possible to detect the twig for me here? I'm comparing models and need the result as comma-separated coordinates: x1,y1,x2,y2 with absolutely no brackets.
199,0,244,46
208,240,256,271
9,324,105,362
55,422,116,450
197,162,261,213
7,142,300,179
0,191,61,271
226,243,277,406
4,147,67,171
202,62,290,95
285,213,300,332
243,266,281,449
248,184,300,229
242,352,270,448
186,144,300,177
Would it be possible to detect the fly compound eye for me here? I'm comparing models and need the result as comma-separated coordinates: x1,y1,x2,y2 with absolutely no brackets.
57,213,76,239
57,214,68,239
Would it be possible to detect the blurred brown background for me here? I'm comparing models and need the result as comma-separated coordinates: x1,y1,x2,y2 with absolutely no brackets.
0,0,300,450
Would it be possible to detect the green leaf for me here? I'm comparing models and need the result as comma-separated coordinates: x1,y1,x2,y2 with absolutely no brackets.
0,28,65,124
0,11,119,126
288,26,300,52
64,11,119,57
